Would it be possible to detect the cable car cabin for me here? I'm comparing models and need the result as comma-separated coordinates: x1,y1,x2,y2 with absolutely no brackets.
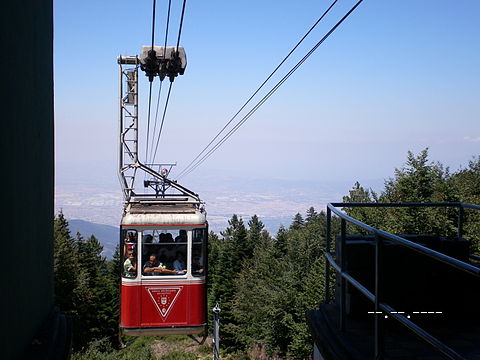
120,200,207,336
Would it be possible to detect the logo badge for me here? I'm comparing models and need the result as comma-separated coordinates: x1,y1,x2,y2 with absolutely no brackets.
146,287,183,320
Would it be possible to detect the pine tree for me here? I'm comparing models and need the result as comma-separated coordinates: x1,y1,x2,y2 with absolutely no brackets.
247,215,264,258
53,214,120,350
104,245,121,346
450,156,480,254
232,211,327,358
210,215,249,349
275,225,288,254
305,207,318,223
53,212,79,313
380,148,457,236
290,213,304,230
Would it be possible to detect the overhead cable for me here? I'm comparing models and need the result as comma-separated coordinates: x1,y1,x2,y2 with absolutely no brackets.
177,0,364,179
176,0,187,51
151,82,174,164
145,0,158,162
176,0,339,179
149,0,172,164
149,0,187,165
149,80,163,164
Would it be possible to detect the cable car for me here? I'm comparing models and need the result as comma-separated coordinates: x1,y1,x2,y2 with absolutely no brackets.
120,197,208,335
117,53,207,336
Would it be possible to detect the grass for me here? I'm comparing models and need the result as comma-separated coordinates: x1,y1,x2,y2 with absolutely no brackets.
72,337,156,360
72,335,213,360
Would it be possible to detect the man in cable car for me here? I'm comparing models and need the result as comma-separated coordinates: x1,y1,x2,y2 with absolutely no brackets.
123,251,137,278
143,253,178,275
192,255,203,275
173,251,186,272
175,230,187,242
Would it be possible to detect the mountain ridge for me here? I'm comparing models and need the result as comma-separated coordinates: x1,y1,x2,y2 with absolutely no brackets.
68,219,118,259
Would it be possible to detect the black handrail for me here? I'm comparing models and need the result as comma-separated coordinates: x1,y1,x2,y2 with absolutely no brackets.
324,202,480,360
328,204,480,277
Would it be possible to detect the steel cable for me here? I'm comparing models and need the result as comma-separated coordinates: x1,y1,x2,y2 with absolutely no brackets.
177,0,364,179
149,0,187,165
151,81,174,164
149,0,172,165
145,0,157,162
176,0,339,179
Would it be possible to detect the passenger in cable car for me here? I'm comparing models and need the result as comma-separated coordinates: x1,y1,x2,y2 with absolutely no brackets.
192,256,203,275
143,253,178,275
159,233,167,243
175,230,187,242
127,232,136,242
165,233,174,242
123,251,137,278
123,230,138,257
192,248,204,265
173,251,186,272
157,248,168,264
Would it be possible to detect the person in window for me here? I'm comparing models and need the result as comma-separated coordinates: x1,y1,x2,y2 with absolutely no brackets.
124,231,138,257
143,253,178,275
159,233,167,243
123,251,137,278
192,255,204,275
173,251,186,273
175,230,187,242
193,248,204,265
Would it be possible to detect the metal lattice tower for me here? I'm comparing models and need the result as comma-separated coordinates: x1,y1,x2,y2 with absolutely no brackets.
118,56,140,201
117,54,202,205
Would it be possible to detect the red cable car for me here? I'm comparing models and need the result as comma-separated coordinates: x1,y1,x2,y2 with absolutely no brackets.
120,199,208,336
117,53,207,336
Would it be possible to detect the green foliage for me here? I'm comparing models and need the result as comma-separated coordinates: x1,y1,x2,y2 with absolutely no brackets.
53,214,120,350
343,149,459,237
161,350,197,360
72,337,155,360
450,156,480,254
208,210,327,358
290,213,304,231
209,215,250,349
305,207,318,224
196,344,212,355
341,148,480,254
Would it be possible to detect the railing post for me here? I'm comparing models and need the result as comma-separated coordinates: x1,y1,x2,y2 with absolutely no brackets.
213,303,221,360
340,218,346,332
457,206,464,239
374,233,384,359
325,206,332,303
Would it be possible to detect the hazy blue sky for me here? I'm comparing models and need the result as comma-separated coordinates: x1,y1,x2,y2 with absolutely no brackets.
55,0,480,191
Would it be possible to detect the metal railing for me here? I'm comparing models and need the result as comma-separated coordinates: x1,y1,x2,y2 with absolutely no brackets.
324,202,480,360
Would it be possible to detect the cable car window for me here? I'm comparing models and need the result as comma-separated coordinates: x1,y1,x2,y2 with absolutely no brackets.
141,230,187,276
121,229,138,278
192,228,207,277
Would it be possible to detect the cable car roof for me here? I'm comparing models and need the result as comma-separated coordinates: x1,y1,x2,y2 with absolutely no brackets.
121,200,206,227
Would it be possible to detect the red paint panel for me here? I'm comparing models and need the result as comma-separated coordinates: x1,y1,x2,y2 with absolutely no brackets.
121,282,205,330
121,284,141,327
141,283,205,326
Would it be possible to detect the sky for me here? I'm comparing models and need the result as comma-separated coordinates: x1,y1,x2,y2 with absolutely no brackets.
54,0,480,198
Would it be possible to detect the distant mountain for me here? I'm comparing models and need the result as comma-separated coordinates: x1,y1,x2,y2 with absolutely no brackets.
69,219,119,259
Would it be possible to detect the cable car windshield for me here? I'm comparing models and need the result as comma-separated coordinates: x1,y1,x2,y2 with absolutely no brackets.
192,228,207,277
121,228,206,279
142,230,187,276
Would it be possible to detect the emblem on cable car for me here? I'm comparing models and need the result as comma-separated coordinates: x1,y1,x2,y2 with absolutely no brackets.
146,287,183,320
